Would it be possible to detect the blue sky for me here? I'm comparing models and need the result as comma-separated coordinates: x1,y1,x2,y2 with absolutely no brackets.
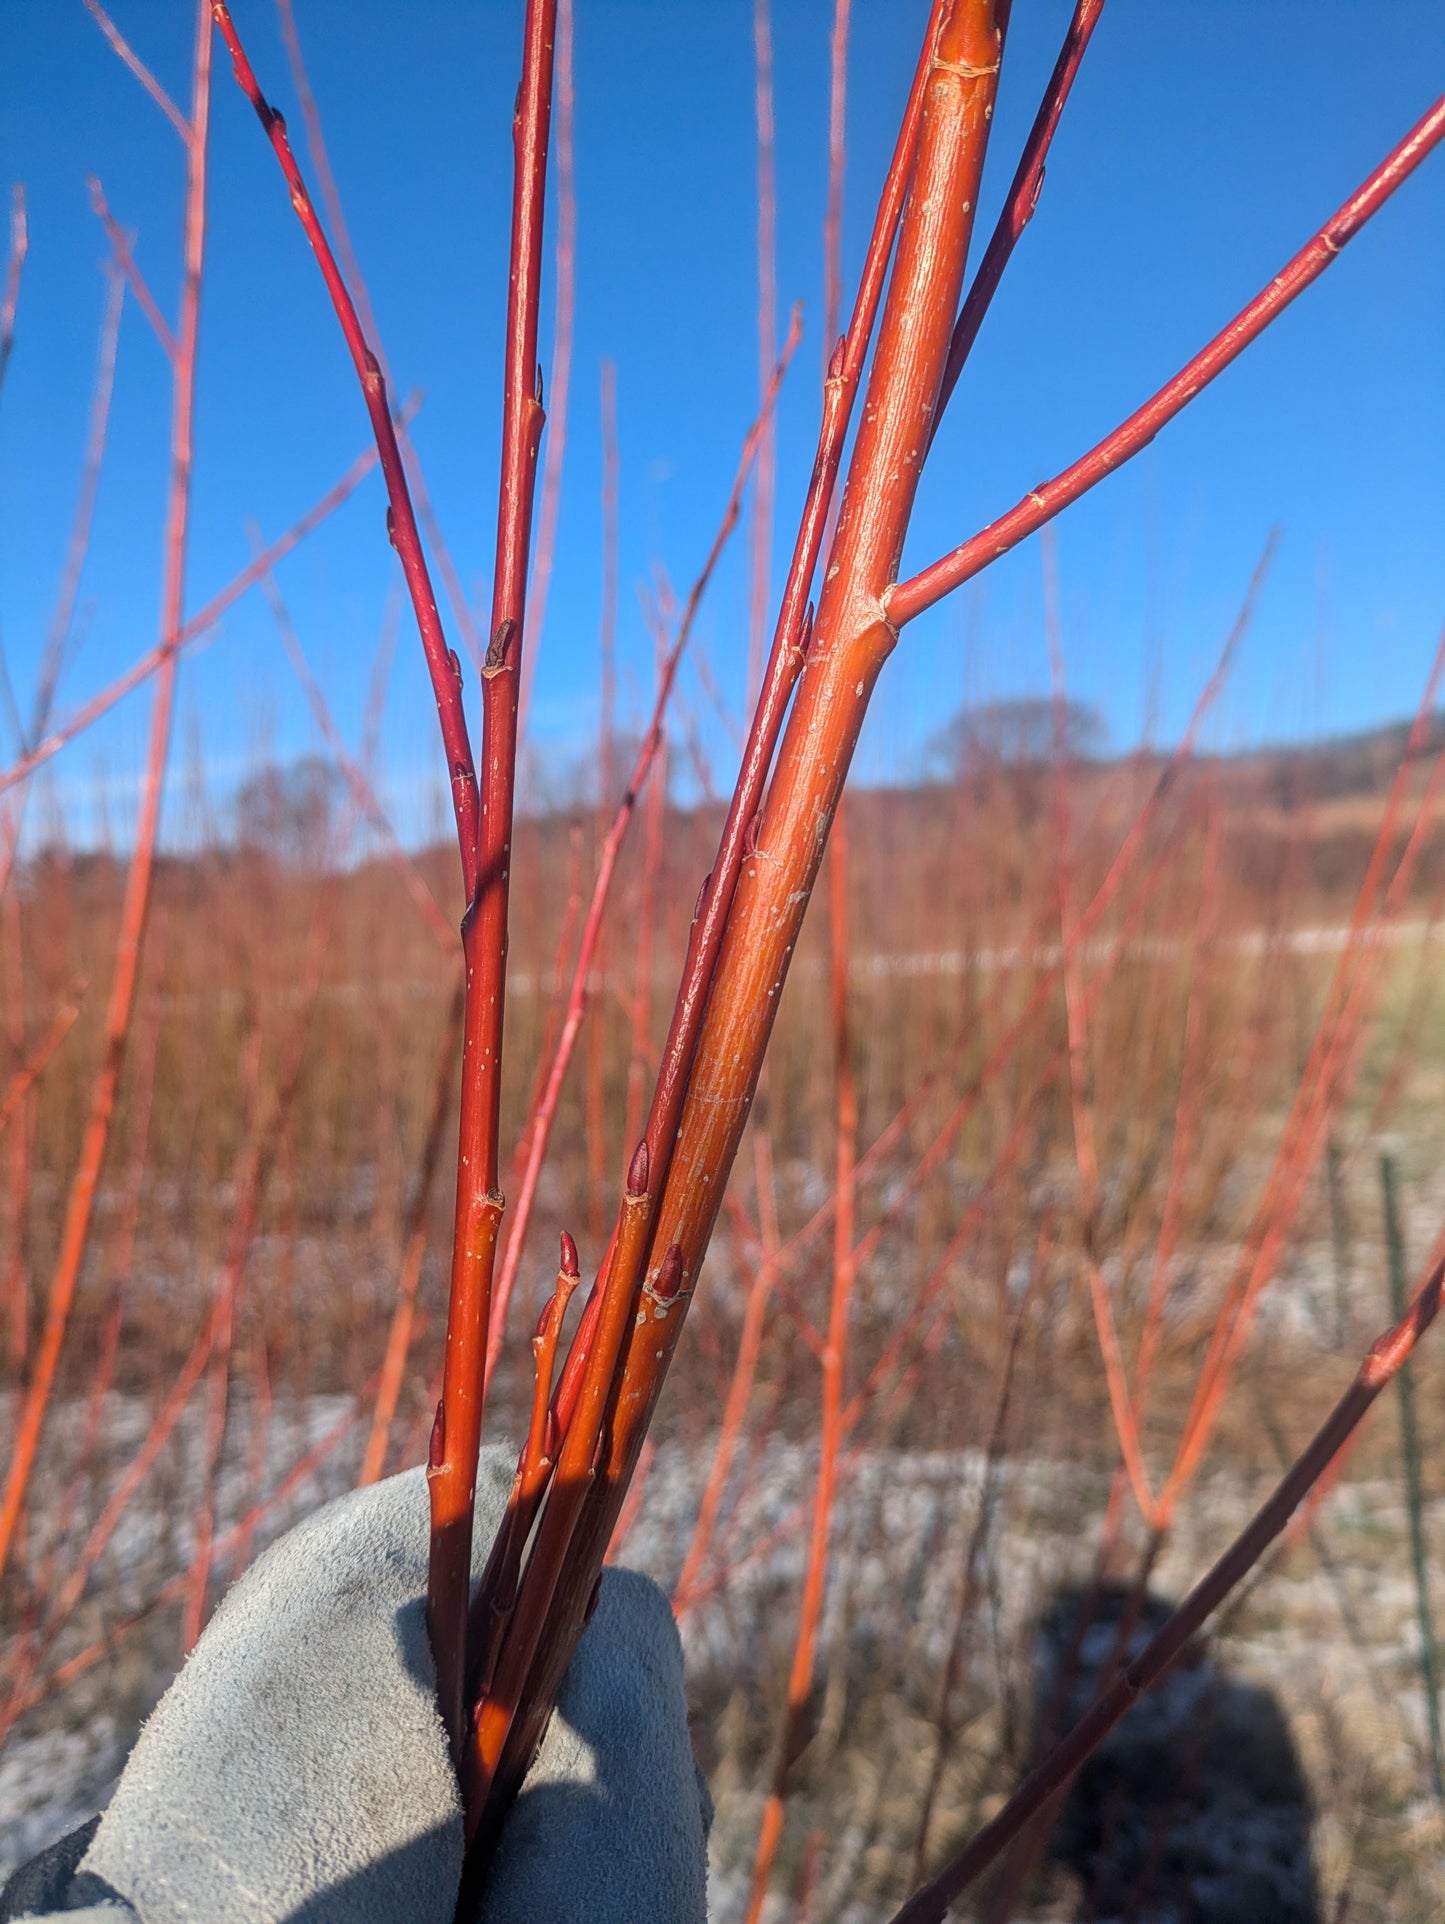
1,0,1443,851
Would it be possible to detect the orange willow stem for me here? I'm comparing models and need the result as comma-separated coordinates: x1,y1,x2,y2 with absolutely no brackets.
497,0,947,1525
428,0,559,1755
0,183,27,403
932,0,1106,432
474,0,1004,1842
743,798,859,1923
0,422,400,799
619,0,946,1237
0,0,212,1590
890,87,1445,627
460,1151,660,1846
891,1258,1445,1922
485,313,801,1375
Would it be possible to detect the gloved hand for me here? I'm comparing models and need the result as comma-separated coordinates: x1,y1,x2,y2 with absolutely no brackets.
1,1446,709,1923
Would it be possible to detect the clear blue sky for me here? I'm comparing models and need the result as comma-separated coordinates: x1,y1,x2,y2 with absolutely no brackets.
1,1,1443,850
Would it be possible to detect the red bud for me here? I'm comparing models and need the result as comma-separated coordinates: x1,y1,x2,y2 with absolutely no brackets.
626,1138,650,1197
654,1242,684,1302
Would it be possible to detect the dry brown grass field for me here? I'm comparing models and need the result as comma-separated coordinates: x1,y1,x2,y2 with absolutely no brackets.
6,722,1445,1918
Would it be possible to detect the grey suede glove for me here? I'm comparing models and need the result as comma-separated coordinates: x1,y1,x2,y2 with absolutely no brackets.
2,1446,709,1923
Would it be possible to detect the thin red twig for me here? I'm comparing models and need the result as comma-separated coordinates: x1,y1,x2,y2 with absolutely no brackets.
86,179,177,361
747,0,778,709
0,424,403,799
889,88,1445,627
0,183,29,401
0,990,85,1142
81,0,190,139
427,0,559,1754
210,2,480,895
0,258,125,902
273,0,484,669
932,0,1107,431
518,0,575,729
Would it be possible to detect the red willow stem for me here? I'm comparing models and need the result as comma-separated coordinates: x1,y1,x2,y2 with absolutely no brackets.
273,0,483,668
427,0,559,1754
0,991,84,1141
209,3,480,897
87,179,178,362
889,86,1445,627
747,0,778,709
585,360,619,1237
32,265,126,737
82,0,190,140
0,259,125,904
890,1258,1445,1923
485,312,801,1376
474,0,1005,1841
623,637,668,1154
360,970,465,1488
932,0,1106,433
0,897,27,1371
0,423,401,800
822,0,851,351
519,0,575,729
0,183,27,402
0,0,212,1590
